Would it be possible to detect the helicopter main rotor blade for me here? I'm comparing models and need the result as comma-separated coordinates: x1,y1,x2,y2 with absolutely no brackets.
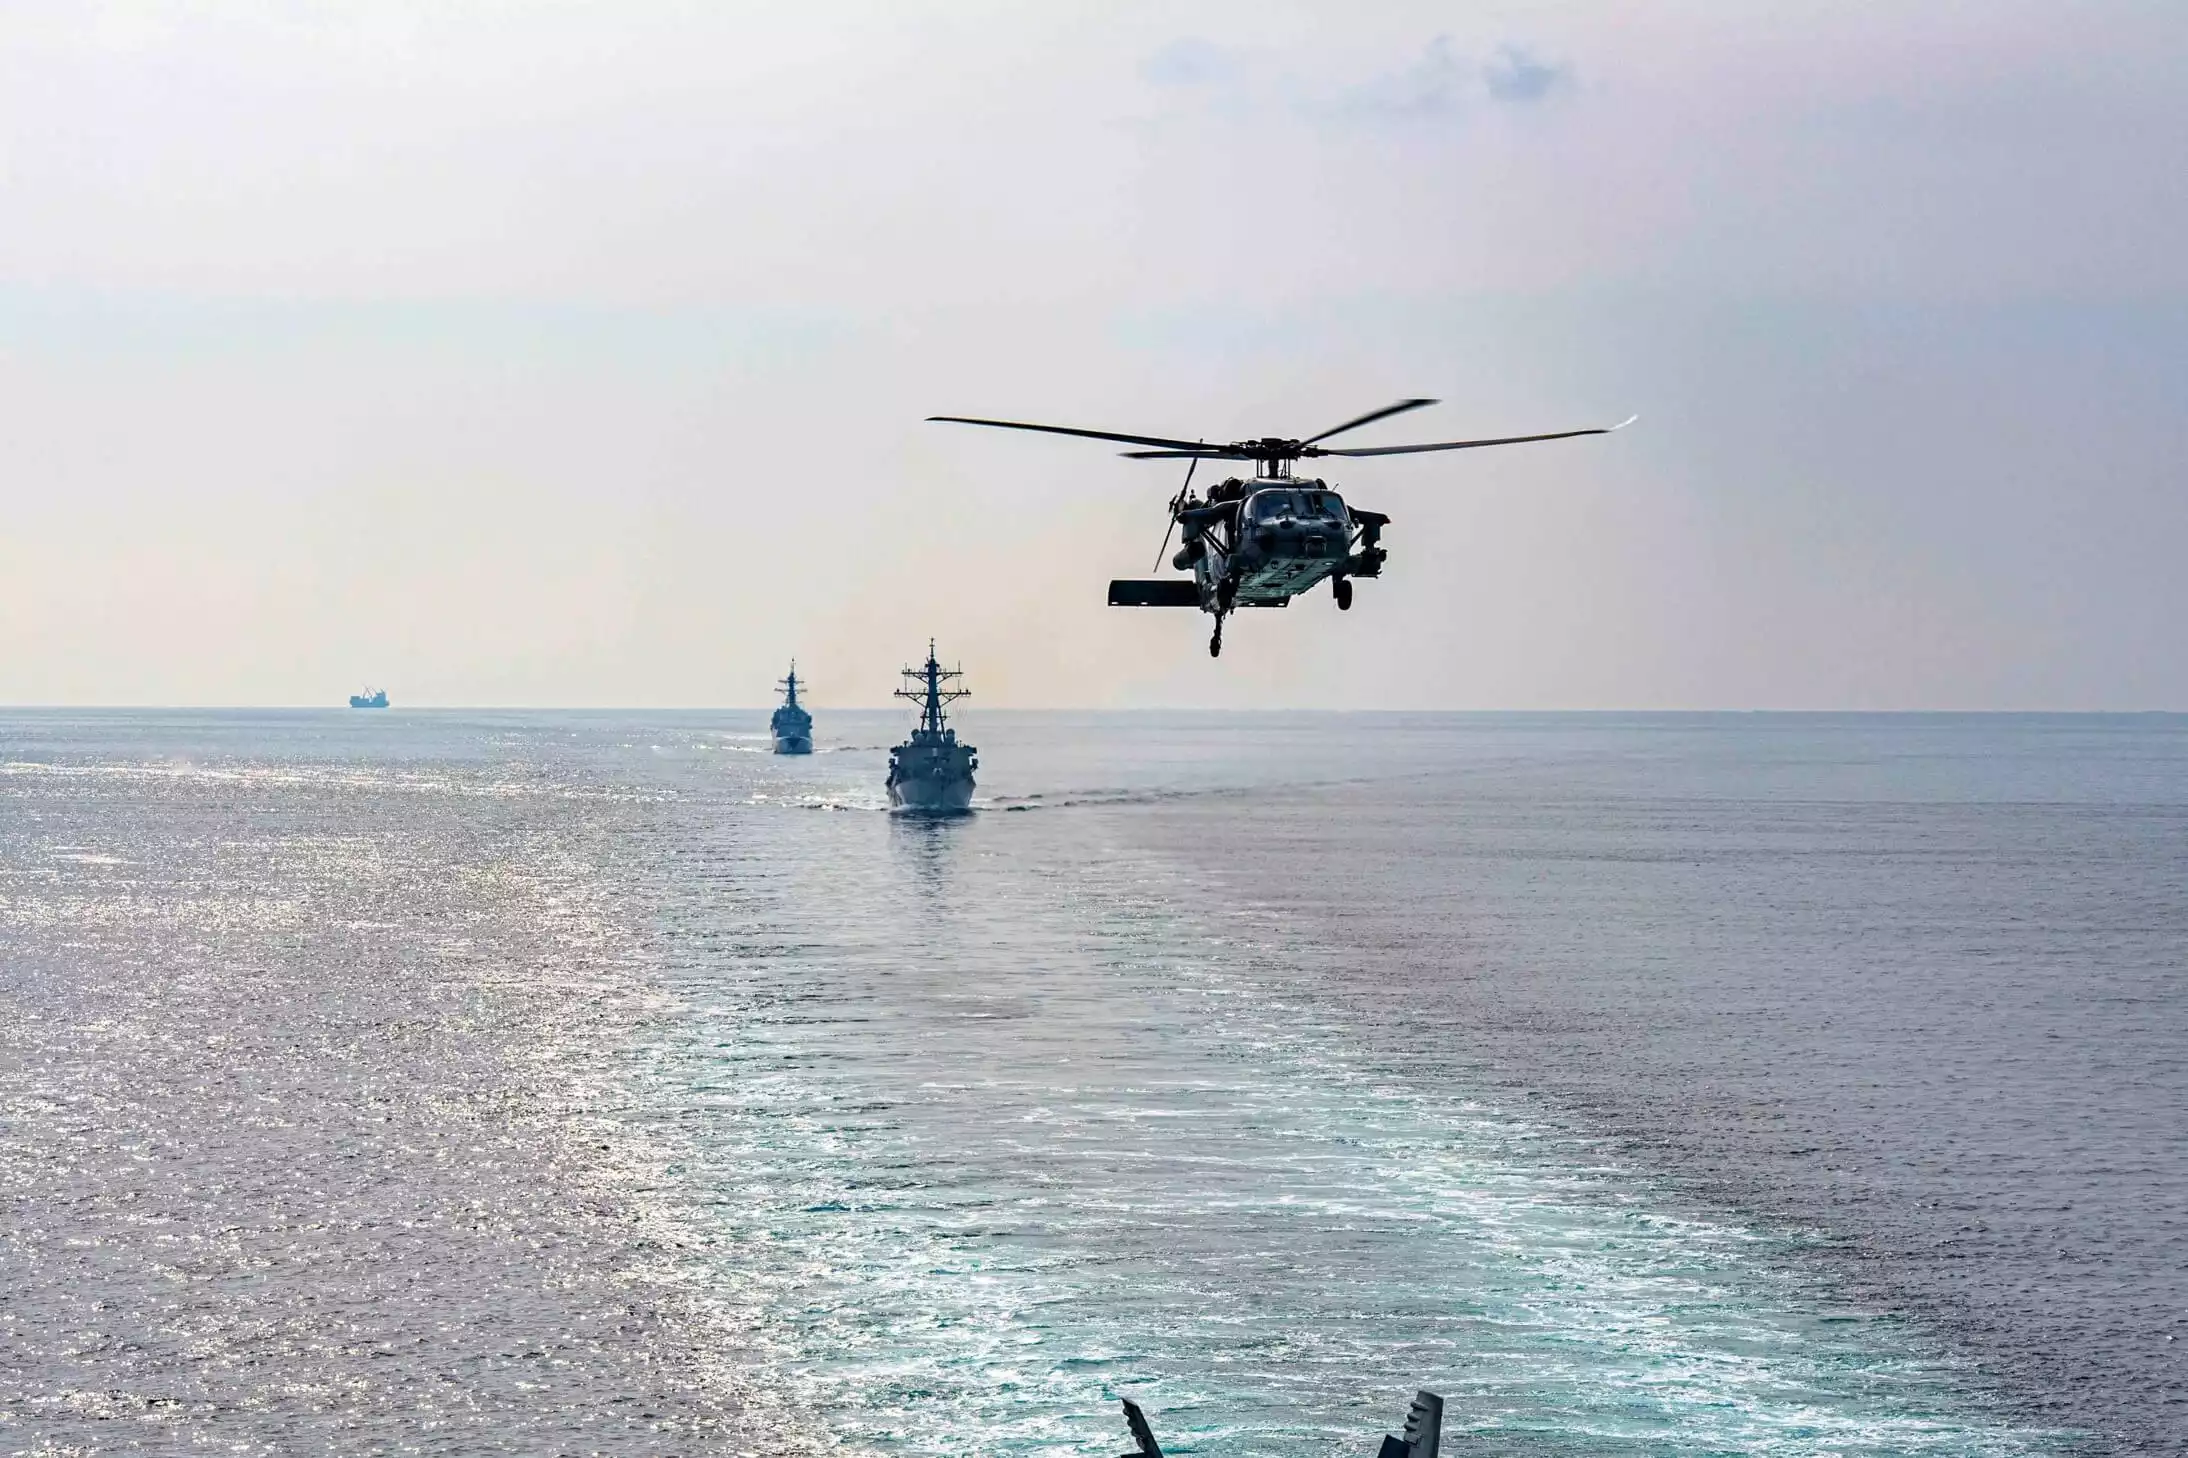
1119,447,1253,460
1299,398,1438,447
1319,415,1638,457
927,415,1212,454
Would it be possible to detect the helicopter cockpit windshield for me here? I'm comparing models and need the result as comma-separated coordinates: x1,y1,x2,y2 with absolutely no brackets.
1249,489,1346,522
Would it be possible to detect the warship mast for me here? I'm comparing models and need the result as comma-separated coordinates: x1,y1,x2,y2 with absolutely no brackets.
894,640,969,739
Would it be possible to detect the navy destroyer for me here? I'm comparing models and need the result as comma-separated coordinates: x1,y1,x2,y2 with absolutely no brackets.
770,663,813,754
886,642,976,814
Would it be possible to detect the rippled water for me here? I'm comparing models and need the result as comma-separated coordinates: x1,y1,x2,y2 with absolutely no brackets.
3,710,2181,1454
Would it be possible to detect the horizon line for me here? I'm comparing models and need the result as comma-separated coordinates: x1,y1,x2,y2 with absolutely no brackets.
2,704,2184,717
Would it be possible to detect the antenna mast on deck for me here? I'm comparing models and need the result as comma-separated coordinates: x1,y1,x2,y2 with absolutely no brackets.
894,639,970,735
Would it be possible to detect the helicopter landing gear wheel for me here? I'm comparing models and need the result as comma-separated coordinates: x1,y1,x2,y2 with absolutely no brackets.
1334,577,1353,611
1209,619,1224,658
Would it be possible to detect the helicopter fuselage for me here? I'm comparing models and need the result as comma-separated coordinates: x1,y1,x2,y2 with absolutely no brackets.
1168,478,1386,610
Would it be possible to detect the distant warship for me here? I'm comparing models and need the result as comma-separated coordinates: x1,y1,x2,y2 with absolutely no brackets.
771,663,813,754
886,642,976,814
348,688,389,709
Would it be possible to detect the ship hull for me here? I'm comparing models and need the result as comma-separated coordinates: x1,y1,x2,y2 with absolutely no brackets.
887,774,975,814
772,734,812,755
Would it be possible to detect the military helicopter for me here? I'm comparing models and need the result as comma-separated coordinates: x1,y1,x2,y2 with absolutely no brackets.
929,399,1633,656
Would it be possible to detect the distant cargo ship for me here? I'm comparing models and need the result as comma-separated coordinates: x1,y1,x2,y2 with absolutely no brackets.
348,688,389,709
886,642,976,814
771,664,813,754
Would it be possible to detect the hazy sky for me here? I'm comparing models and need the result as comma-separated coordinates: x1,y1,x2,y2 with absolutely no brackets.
3,1,2184,708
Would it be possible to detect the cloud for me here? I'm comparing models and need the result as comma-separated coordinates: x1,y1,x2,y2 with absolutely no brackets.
1482,45,1571,105
1326,38,1573,124
1142,37,1241,87
1339,36,1471,120
1138,36,1574,126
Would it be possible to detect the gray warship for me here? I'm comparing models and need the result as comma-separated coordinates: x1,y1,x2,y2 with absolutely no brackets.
886,642,976,814
770,663,813,754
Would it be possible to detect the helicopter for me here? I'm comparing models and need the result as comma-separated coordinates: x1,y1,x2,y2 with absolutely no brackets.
929,398,1634,656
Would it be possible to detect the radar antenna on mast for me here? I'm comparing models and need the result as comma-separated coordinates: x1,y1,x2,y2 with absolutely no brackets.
776,661,808,708
894,639,970,736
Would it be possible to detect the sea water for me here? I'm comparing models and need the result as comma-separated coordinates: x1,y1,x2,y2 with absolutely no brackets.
2,711,2181,1455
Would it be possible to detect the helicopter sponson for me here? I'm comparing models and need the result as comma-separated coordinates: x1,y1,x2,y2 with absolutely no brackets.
930,398,1631,658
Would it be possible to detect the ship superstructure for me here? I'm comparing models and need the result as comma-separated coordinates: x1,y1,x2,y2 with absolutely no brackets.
770,663,813,754
886,642,976,814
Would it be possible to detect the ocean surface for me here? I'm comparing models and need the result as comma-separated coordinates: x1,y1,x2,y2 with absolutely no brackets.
2,710,2182,1456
